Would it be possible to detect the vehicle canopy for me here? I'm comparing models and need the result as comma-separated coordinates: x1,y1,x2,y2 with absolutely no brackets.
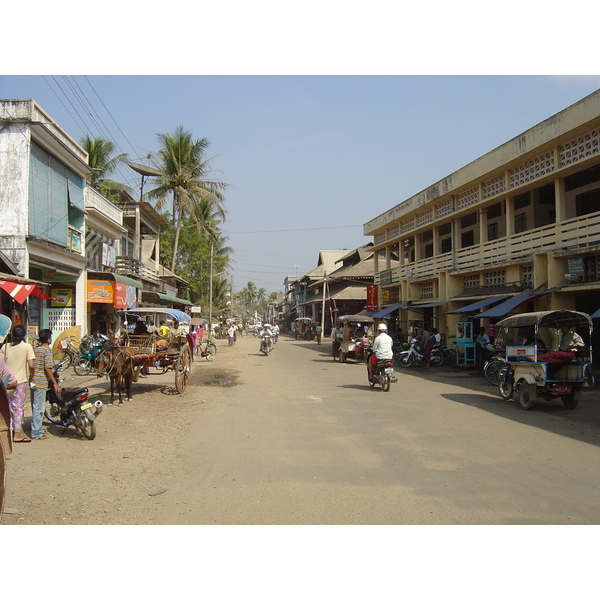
117,307,192,331
294,317,313,322
338,315,375,324
496,310,592,330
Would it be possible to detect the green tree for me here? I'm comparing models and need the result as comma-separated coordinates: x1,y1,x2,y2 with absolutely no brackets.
80,135,129,198
146,126,228,273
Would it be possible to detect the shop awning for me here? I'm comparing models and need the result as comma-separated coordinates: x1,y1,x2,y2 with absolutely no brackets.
142,291,193,306
446,295,512,314
0,278,55,304
478,288,555,318
405,300,450,309
371,301,406,318
590,308,600,319
87,272,143,289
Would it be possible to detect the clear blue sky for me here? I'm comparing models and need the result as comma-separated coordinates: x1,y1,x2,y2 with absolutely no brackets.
2,75,600,295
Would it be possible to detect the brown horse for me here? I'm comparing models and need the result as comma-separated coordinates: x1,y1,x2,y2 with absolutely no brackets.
96,346,136,405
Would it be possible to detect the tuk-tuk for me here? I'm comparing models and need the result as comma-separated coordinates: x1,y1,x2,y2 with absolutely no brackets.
337,315,375,363
495,310,593,410
294,317,314,340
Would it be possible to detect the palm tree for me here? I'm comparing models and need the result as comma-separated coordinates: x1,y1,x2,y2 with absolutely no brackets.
81,135,129,196
146,126,228,273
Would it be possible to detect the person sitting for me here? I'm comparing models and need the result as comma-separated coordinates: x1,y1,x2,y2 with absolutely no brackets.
367,323,394,382
558,323,584,353
133,318,149,336
476,327,493,365
158,320,170,338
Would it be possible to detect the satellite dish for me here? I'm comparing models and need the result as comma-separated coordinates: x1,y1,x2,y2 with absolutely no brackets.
126,162,162,177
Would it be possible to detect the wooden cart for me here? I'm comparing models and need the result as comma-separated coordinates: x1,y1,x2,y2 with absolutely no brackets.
117,308,194,393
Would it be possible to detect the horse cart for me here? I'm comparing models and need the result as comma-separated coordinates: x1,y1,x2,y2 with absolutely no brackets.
117,308,194,393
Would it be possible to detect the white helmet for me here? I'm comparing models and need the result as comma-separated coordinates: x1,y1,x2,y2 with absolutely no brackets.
377,323,387,331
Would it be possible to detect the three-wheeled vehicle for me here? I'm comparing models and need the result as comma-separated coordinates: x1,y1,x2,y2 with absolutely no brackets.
495,310,593,410
337,315,375,363
294,317,314,340
116,308,194,393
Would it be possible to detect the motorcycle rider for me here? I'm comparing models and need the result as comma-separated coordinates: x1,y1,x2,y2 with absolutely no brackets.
368,323,394,382
258,323,273,353
271,322,280,343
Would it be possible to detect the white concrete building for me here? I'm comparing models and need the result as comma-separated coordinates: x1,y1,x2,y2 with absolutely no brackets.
0,99,90,334
363,89,600,356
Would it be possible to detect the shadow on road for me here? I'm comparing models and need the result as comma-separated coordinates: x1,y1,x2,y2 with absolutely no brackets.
441,391,600,448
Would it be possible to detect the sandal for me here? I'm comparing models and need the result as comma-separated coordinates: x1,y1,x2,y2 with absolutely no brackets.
13,436,32,443
33,432,50,440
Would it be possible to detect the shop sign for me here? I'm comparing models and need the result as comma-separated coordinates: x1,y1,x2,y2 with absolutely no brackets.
51,288,73,307
114,283,137,309
366,285,378,311
381,288,390,303
102,243,116,268
87,280,114,304
567,257,585,275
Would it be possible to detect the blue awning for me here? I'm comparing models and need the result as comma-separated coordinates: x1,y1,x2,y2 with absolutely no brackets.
591,308,600,319
478,288,555,318
410,301,450,308
371,301,406,318
446,295,511,314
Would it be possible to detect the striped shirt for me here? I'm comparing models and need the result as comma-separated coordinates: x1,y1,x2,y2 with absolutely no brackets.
32,344,53,390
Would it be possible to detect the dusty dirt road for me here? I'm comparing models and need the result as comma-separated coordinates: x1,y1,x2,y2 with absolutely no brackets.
3,332,600,525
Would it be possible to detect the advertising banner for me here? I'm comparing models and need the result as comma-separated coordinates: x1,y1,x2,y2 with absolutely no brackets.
114,282,137,308
367,284,378,311
87,280,114,304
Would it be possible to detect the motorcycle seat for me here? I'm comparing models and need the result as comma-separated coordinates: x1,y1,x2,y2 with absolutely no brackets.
60,387,89,400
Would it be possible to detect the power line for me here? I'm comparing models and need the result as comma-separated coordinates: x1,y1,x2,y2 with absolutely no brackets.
224,224,362,234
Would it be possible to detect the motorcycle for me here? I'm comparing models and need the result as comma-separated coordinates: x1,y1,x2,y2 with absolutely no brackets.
398,338,444,368
260,335,273,356
368,358,396,393
73,334,110,376
44,359,103,439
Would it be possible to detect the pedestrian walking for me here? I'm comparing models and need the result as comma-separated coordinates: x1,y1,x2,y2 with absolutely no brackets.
227,322,236,346
315,323,323,345
30,329,61,440
1,324,35,442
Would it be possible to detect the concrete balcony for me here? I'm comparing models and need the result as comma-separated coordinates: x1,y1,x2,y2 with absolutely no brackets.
376,212,600,285
115,255,160,285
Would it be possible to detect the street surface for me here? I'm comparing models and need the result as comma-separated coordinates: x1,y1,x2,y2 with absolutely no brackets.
3,332,600,525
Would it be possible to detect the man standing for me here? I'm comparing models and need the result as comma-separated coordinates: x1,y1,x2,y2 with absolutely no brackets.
368,323,394,382
315,323,322,345
30,329,61,440
331,321,342,361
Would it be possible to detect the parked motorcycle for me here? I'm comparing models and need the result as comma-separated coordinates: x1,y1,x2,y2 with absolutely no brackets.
73,334,110,376
44,359,103,439
398,338,444,367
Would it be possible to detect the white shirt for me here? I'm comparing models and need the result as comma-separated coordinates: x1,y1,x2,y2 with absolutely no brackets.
372,332,394,360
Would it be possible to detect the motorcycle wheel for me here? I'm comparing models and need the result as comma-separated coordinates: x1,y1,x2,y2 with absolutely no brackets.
517,381,534,410
52,350,73,371
399,354,413,368
498,369,514,400
73,357,92,376
44,400,63,425
205,343,217,362
74,408,96,440
381,375,391,392
430,353,443,367
484,359,503,386
443,348,457,365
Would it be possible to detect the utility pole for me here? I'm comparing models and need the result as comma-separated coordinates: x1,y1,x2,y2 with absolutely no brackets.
209,242,214,335
321,272,327,336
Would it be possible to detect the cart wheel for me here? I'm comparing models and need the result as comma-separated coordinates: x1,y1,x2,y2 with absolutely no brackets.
562,387,581,409
175,347,191,393
517,381,535,410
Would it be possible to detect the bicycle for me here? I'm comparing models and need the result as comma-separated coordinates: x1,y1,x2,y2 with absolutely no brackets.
52,335,81,371
483,354,506,386
195,337,217,362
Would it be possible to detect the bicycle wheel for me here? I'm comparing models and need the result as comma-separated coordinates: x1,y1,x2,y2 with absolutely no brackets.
484,359,502,386
443,348,457,365
205,343,217,362
53,350,73,371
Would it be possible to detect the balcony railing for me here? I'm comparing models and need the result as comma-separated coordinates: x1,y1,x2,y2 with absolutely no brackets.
375,212,600,285
115,256,160,284
85,188,123,226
